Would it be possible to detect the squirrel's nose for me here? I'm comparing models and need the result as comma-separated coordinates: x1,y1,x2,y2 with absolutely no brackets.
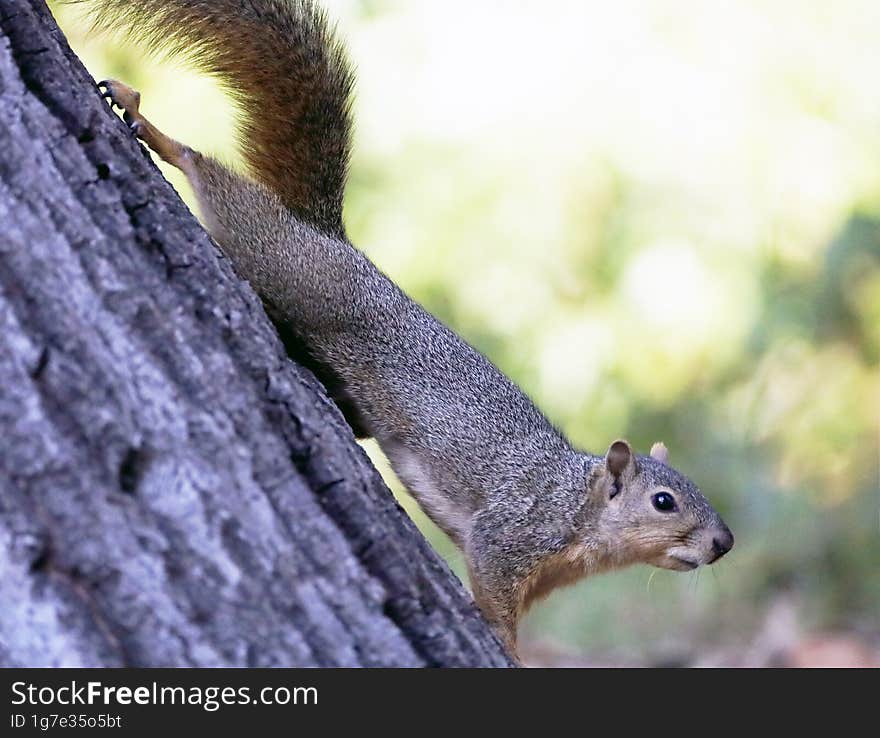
710,527,734,562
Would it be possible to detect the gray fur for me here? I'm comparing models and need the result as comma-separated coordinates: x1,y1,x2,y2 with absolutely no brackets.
189,155,733,652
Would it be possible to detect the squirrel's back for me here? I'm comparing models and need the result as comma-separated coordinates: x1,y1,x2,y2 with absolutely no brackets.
81,0,354,237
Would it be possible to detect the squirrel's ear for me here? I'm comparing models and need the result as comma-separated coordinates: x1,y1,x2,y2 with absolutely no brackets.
606,439,634,479
650,441,669,465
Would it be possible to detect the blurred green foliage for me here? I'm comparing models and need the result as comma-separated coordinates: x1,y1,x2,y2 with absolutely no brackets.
55,0,880,663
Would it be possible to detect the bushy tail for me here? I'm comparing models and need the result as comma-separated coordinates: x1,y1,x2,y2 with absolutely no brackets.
77,0,354,237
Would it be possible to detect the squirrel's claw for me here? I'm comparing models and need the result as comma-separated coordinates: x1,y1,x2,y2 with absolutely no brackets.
97,79,142,118
98,84,118,110
97,80,117,105
96,78,190,171
98,78,148,142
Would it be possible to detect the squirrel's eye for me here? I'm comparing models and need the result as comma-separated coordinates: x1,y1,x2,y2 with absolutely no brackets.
651,492,678,513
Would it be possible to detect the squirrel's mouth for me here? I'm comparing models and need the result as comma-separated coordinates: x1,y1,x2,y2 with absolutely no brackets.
665,555,699,571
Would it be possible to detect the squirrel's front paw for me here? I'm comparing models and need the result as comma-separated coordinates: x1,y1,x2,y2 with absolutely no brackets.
98,79,144,135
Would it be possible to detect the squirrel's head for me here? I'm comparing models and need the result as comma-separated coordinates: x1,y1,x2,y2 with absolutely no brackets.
587,439,733,572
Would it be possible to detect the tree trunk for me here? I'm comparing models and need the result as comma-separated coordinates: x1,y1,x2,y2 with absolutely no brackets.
0,0,512,667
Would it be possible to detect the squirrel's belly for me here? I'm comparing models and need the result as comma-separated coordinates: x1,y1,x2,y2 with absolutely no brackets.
381,440,472,546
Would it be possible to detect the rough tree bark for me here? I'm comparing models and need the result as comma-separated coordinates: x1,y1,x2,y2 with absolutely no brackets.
0,0,512,667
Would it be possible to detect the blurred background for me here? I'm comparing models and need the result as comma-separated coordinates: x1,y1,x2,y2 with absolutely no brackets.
54,0,880,666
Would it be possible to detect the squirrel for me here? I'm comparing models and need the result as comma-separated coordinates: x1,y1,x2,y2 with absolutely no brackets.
76,0,734,658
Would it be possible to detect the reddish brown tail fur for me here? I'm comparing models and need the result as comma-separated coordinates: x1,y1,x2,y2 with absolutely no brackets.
77,0,354,237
